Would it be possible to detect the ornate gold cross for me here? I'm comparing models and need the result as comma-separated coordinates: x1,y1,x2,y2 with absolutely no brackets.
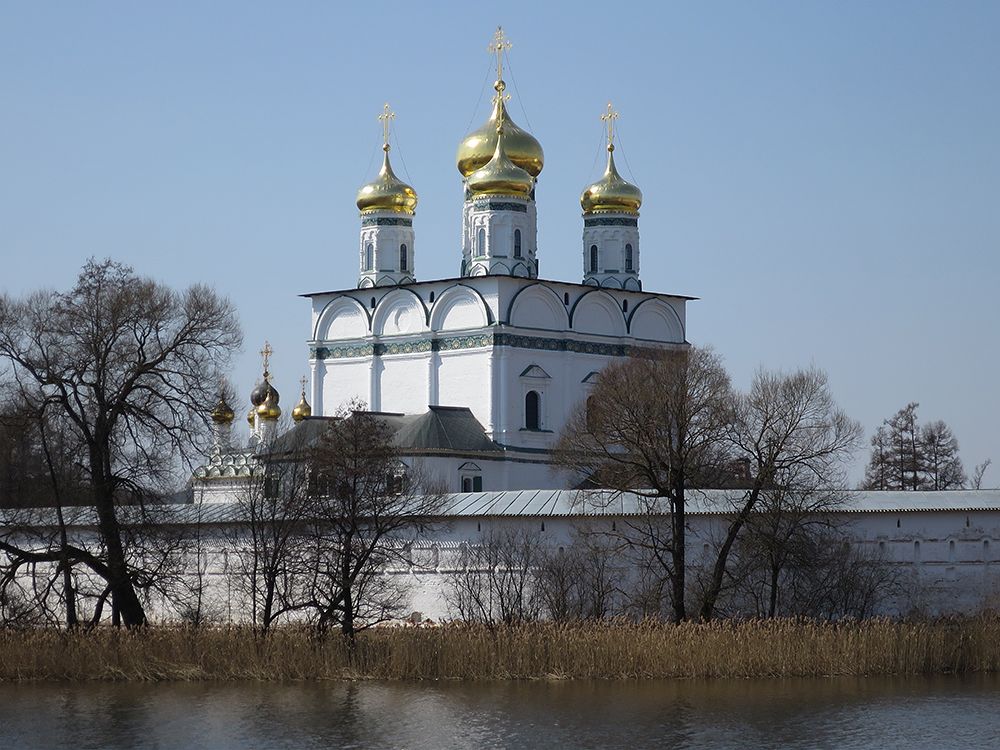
601,102,619,149
299,375,308,396
488,26,512,83
378,102,395,148
260,341,273,374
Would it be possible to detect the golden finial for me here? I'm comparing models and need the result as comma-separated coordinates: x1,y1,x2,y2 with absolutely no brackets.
488,26,512,84
601,102,620,152
378,102,395,152
259,341,273,378
299,375,308,396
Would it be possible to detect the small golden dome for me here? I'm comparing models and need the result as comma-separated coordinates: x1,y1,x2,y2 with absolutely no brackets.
210,396,235,424
580,146,642,215
457,82,544,178
256,386,281,421
356,147,418,215
466,125,534,198
292,392,312,422
246,407,256,426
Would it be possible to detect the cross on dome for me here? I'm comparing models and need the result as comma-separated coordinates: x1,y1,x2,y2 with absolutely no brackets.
601,102,620,151
259,341,273,378
378,102,395,151
488,26,512,83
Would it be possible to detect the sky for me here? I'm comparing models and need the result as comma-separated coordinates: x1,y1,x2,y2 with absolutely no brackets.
2,2,998,484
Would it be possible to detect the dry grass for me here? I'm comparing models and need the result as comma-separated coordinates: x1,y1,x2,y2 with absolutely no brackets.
2,616,999,682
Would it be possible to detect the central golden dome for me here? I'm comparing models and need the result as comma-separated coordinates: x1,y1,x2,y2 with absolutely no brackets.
580,146,643,215
467,125,534,198
457,81,544,178
356,146,418,215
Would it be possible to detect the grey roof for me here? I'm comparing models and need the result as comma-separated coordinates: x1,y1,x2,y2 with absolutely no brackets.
390,406,501,453
264,406,500,457
436,489,1000,517
5,490,1000,530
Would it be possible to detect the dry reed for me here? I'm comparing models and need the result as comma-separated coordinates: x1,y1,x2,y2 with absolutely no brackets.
2,616,999,682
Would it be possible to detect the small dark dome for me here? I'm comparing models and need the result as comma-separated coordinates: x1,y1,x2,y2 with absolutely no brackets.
250,380,279,407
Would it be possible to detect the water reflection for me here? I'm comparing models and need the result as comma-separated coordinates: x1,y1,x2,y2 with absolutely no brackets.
1,675,997,749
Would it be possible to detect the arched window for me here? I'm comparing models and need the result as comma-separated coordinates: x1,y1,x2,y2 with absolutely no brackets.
590,245,599,273
399,243,408,271
625,243,633,272
365,243,374,271
514,229,522,258
525,390,540,430
477,228,486,256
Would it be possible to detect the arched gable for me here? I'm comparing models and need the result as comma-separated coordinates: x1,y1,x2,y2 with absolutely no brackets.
372,288,429,336
313,296,371,341
570,289,627,336
429,284,492,332
506,283,570,331
628,298,685,342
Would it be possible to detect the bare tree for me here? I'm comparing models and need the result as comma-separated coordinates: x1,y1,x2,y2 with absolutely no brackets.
971,459,993,490
863,404,973,491
0,259,241,627
920,420,966,490
299,404,444,638
555,347,734,622
225,436,314,634
446,526,545,626
535,526,625,621
698,367,862,620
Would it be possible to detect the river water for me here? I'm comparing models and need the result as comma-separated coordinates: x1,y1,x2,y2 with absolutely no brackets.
1,676,997,749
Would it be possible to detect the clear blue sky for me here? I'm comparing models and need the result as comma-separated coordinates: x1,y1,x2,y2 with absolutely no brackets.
2,2,998,484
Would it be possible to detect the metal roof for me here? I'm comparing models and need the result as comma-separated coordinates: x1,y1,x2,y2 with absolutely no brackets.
4,490,999,530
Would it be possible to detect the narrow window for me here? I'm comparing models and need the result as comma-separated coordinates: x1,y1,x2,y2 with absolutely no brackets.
514,229,522,258
525,390,540,430
563,292,570,305
429,291,435,302
622,299,628,313
590,244,599,273
370,297,376,309
399,243,408,271
949,540,956,562
473,476,483,492
365,243,373,271
625,243,633,272
914,540,921,562
462,477,473,493
586,394,598,431
477,227,486,256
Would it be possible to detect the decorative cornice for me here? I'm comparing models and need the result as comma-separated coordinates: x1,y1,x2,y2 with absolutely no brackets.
361,216,413,227
469,200,529,213
311,331,665,360
585,216,638,227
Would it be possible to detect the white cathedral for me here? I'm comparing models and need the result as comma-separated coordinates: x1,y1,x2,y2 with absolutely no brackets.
189,30,1000,619
198,31,689,496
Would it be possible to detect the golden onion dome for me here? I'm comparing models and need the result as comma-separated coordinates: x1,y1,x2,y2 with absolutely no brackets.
466,126,534,198
580,146,643,215
457,81,544,178
256,386,281,421
356,146,418,215
246,407,256,426
250,379,270,407
210,395,235,424
291,390,312,422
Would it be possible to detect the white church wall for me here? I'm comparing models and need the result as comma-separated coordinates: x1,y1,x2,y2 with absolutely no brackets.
322,359,371,411
379,353,431,414
436,348,492,427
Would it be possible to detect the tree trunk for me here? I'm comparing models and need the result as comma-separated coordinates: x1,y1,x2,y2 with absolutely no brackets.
768,561,780,618
670,478,686,623
700,488,762,621
93,489,146,628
